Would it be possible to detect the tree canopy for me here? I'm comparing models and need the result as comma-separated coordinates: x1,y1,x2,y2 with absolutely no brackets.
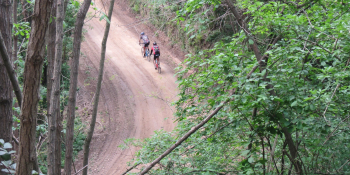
125,0,350,174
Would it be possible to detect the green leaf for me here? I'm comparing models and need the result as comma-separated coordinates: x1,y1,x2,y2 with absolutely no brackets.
273,97,283,102
104,16,111,24
0,151,7,156
310,104,315,110
241,150,250,156
179,17,185,21
3,143,12,149
303,96,315,101
0,139,4,145
1,169,15,174
291,101,297,107
7,151,15,154
73,1,80,8
208,99,215,106
63,21,67,29
248,39,254,45
248,157,254,163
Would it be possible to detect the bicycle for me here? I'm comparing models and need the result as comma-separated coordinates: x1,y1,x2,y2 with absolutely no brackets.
140,43,151,61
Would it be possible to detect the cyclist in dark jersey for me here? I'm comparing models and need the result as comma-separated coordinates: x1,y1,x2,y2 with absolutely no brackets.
150,42,160,69
139,32,150,57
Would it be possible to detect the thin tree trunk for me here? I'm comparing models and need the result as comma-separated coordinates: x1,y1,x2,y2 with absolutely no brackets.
54,1,69,174
47,0,65,174
47,0,57,115
0,2,13,175
82,0,115,174
16,0,53,174
13,0,18,70
12,0,19,156
64,0,92,174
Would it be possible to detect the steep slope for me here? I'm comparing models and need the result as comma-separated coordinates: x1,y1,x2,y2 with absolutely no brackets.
74,1,180,174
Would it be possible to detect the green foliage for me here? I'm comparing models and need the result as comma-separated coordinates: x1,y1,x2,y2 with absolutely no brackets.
125,0,350,174
11,1,85,174
129,0,141,13
126,0,234,54
0,139,16,174
38,116,86,174
13,22,31,39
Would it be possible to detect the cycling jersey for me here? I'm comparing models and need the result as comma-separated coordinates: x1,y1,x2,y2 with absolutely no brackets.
140,35,150,44
151,45,160,57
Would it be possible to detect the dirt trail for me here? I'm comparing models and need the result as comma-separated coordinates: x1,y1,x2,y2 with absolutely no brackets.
75,1,180,174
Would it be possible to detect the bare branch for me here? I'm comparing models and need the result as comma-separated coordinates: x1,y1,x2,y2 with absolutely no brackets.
299,37,340,60
322,115,350,145
74,164,88,175
139,90,237,174
322,84,340,123
121,163,140,175
12,135,19,145
0,31,23,107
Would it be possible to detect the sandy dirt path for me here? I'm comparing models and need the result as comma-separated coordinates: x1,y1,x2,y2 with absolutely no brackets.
75,1,180,174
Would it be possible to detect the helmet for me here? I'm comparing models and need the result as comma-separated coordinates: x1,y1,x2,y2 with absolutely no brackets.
153,42,157,45
141,32,144,35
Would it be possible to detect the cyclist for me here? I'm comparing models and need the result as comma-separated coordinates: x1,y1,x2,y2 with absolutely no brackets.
139,32,150,57
150,42,160,69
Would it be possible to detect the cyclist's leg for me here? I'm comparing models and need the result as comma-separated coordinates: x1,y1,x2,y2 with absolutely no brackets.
157,57,160,66
153,55,157,69
144,42,149,56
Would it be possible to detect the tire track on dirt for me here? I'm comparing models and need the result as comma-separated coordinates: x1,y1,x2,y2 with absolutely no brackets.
75,1,179,174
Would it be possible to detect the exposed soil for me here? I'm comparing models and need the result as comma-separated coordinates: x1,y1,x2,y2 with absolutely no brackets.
73,0,182,174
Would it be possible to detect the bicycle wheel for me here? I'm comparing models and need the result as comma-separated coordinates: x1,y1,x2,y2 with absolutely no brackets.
147,50,151,62
158,66,161,74
141,47,144,57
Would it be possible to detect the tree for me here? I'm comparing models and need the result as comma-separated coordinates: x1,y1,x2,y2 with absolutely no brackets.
47,0,67,174
64,0,92,174
125,0,350,174
16,0,53,174
0,1,13,174
46,0,57,120
13,0,18,70
82,0,115,174
0,0,13,174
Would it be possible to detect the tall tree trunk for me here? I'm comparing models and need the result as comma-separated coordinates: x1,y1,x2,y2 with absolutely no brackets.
47,0,65,174
13,0,18,70
64,0,92,174
82,0,115,174
47,0,57,113
0,3,13,175
0,4,13,175
16,0,53,174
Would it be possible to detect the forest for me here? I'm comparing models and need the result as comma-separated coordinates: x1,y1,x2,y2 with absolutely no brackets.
0,0,350,175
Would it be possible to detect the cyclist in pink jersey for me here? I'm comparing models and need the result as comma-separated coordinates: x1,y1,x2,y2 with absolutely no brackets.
150,42,160,69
